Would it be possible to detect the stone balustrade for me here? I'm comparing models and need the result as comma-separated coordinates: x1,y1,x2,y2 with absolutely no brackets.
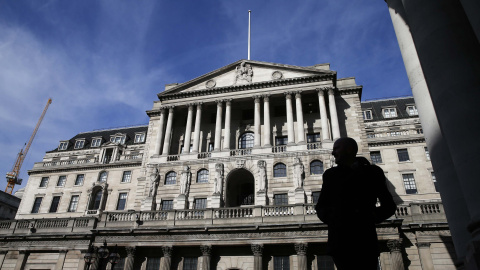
307,142,321,150
197,152,212,159
272,145,286,153
394,202,445,223
0,217,96,235
40,153,143,168
230,149,252,156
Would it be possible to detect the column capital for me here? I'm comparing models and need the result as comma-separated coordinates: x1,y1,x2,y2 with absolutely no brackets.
284,92,293,99
416,242,431,248
327,88,336,95
251,244,264,256
215,100,224,105
387,239,403,252
162,246,173,258
187,103,195,109
253,96,262,103
295,91,303,98
125,246,136,257
200,245,212,256
262,95,270,101
316,88,325,96
294,243,308,255
225,99,232,105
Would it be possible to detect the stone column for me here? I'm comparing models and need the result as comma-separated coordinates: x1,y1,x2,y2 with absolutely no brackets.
161,246,172,270
285,93,295,144
254,96,262,148
251,244,263,270
14,250,28,270
295,92,305,143
162,107,175,156
263,96,271,147
294,243,308,270
214,101,223,151
387,239,405,270
327,88,340,140
416,243,434,270
89,247,99,270
385,0,471,261
223,100,232,150
76,250,87,270
200,245,212,270
183,104,194,153
55,250,67,270
192,103,203,153
154,109,166,155
124,247,135,270
317,89,331,141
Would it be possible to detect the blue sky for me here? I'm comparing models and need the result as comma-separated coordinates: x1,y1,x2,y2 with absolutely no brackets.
0,1,411,193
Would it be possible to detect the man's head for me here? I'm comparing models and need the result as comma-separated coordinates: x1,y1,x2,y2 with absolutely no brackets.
332,137,358,166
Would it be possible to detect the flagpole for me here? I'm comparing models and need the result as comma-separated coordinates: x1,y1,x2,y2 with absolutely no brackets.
248,10,251,60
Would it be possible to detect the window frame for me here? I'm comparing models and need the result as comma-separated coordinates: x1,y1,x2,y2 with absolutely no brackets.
91,137,102,147
363,110,373,120
161,200,174,210
431,171,439,192
275,136,288,146
397,148,410,162
56,175,67,187
116,192,128,210
194,198,207,209
134,133,146,143
273,163,287,178
49,196,61,213
165,171,177,185
121,171,132,183
274,193,289,205
74,139,85,149
68,195,80,212
74,174,85,186
39,177,49,188
183,257,198,270
312,191,321,204
370,151,383,164
406,105,418,116
424,147,430,160
310,160,324,175
402,173,418,194
31,197,43,213
196,169,209,183
383,107,397,118
58,141,69,151
98,171,108,182
306,133,321,143
238,132,254,149
274,256,290,270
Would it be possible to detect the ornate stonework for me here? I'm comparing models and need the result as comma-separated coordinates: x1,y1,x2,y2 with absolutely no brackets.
271,71,283,80
206,79,216,89
251,244,263,256
162,246,172,257
234,62,253,85
387,239,403,252
294,243,308,255
200,245,212,256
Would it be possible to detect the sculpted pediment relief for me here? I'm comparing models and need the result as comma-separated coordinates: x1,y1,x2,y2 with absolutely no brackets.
160,60,334,96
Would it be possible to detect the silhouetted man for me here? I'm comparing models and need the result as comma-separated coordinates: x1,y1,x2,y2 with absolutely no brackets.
316,137,396,269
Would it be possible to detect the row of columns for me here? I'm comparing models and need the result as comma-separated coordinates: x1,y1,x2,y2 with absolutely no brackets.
154,88,341,156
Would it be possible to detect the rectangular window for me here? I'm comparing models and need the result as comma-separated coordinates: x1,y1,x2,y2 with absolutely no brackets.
402,173,418,194
397,149,410,162
68,195,79,212
134,133,145,143
307,133,321,143
122,171,132,183
432,172,439,192
49,196,61,213
363,110,373,120
161,200,174,210
115,257,125,270
183,257,198,270
181,144,193,154
383,108,397,118
75,174,84,186
39,177,49,187
58,141,68,150
208,142,214,152
117,193,128,210
194,198,207,209
407,105,418,116
57,175,67,187
146,257,161,270
275,136,288,146
274,194,289,205
425,147,430,160
317,256,335,270
91,138,102,147
74,140,85,149
312,191,321,204
31,197,43,213
274,256,290,270
370,151,383,164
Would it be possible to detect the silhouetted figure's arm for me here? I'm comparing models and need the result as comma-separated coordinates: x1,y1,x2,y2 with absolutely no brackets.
372,166,397,223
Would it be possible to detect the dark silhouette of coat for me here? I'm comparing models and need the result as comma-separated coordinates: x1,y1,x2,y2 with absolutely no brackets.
315,157,397,258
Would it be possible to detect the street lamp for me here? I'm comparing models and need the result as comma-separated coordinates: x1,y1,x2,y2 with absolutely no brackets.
108,245,121,269
83,245,97,269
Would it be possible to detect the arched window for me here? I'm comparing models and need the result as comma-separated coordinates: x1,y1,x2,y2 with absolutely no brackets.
239,132,254,149
310,160,324,175
98,171,108,182
273,163,287,178
92,190,103,210
197,169,209,183
165,171,177,185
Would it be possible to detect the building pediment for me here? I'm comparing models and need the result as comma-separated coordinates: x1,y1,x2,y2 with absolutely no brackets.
159,60,335,97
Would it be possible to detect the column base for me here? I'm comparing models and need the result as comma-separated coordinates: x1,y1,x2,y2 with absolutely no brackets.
294,189,306,204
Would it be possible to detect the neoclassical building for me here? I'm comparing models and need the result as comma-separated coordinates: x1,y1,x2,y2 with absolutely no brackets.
0,60,455,269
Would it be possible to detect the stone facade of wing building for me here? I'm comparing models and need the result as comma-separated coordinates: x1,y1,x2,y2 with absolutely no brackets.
0,60,456,269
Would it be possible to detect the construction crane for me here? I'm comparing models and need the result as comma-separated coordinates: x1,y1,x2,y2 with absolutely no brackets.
5,98,52,194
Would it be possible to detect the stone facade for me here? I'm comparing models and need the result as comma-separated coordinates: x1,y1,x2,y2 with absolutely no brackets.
0,60,455,269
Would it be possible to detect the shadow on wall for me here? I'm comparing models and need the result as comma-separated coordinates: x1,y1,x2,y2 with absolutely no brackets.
385,177,404,206
440,235,458,267
335,98,350,138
